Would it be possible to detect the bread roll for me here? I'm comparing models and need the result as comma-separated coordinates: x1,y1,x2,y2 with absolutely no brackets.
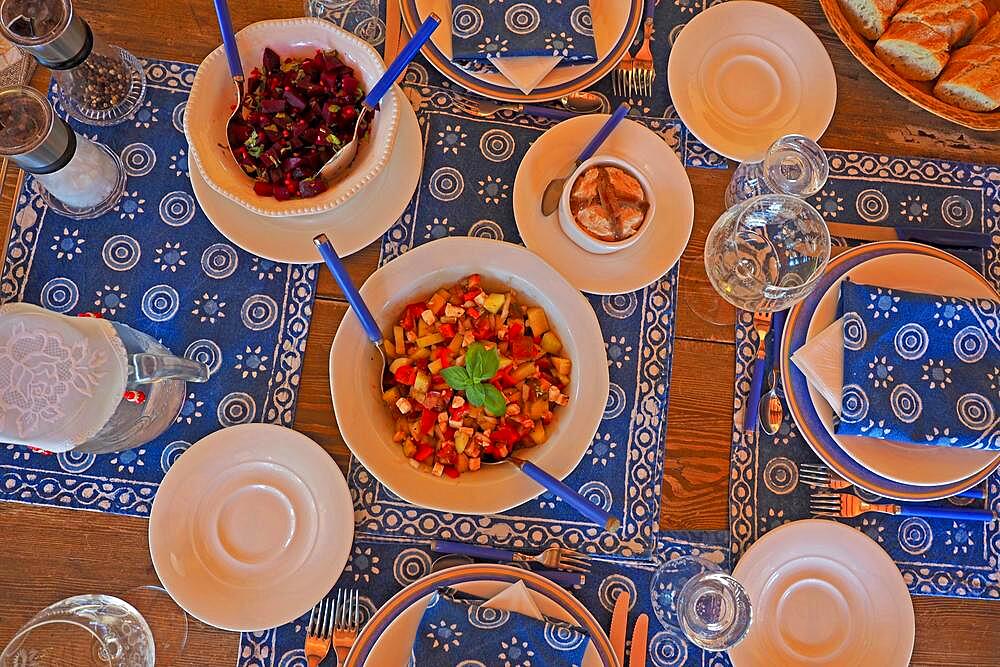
934,43,1000,110
969,11,1000,43
837,0,905,40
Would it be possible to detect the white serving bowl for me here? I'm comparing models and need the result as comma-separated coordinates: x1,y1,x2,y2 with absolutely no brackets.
558,155,656,254
329,237,610,514
185,17,400,218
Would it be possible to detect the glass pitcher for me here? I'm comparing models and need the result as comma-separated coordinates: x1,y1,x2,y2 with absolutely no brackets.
0,302,209,454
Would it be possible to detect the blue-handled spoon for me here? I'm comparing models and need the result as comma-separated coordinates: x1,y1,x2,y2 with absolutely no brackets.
314,234,388,391
211,0,246,170
484,455,621,532
320,14,441,181
540,102,631,216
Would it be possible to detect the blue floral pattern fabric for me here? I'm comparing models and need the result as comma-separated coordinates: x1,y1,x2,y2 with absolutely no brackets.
728,149,1000,600
450,0,598,62
837,281,1000,450
0,59,317,516
409,586,591,666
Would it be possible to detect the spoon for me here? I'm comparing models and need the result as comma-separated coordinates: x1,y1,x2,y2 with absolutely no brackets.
211,0,245,171
313,234,388,392
483,455,621,532
540,102,630,216
561,91,609,114
319,14,441,181
758,368,782,436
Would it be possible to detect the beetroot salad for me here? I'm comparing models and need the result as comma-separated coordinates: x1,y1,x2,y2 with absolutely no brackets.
226,47,371,201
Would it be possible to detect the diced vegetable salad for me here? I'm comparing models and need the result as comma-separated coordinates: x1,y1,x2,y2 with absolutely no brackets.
226,47,369,201
382,274,572,478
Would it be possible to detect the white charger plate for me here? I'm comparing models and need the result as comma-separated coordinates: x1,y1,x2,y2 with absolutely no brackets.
328,236,609,514
730,520,914,667
513,115,694,295
804,252,1000,487
667,0,836,161
149,424,353,632
189,88,421,263
343,564,616,666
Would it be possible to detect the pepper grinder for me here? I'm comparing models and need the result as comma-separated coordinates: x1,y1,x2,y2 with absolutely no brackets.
0,86,125,217
0,0,146,126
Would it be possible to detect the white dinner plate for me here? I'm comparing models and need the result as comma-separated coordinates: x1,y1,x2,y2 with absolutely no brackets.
149,424,354,631
730,520,914,667
805,252,1000,487
402,0,642,101
513,115,694,295
343,564,617,666
188,89,422,263
329,236,609,514
667,0,836,161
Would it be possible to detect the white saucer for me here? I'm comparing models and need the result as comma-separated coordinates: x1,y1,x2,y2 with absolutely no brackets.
512,115,694,295
667,0,837,161
149,424,354,632
730,520,914,667
189,93,422,263
805,252,1000,487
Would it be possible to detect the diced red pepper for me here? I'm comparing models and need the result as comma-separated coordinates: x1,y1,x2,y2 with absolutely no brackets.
415,356,429,369
436,442,457,465
533,335,542,344
394,364,417,385
462,287,483,302
439,322,456,339
511,334,535,361
491,425,519,445
449,403,470,421
466,307,481,320
402,310,415,331
536,357,552,370
414,444,435,463
473,315,493,340
467,274,481,287
441,425,455,441
493,365,516,388
433,347,451,368
483,443,501,459
418,409,438,436
443,465,460,479
508,322,524,338
406,302,428,320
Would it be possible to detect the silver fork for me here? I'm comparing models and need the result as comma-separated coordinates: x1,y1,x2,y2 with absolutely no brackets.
429,540,592,572
304,598,334,667
631,0,656,97
453,96,524,118
800,462,986,500
332,589,361,665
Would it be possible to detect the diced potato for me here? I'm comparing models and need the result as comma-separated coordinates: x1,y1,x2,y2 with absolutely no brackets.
528,398,547,420
540,331,562,354
427,290,448,314
389,357,412,373
469,457,481,471
511,361,537,382
394,325,405,354
444,303,465,318
448,333,463,353
411,347,432,360
483,293,505,313
416,333,445,348
556,373,570,387
551,357,572,376
402,439,417,458
428,359,444,375
413,371,431,394
396,397,413,415
526,307,550,335
498,356,513,369
383,338,397,358
529,422,547,445
432,462,445,477
382,386,401,404
455,429,471,453
456,453,470,472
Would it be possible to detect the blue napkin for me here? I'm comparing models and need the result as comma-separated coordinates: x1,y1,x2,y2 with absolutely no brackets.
836,281,999,450
409,586,591,666
450,0,598,62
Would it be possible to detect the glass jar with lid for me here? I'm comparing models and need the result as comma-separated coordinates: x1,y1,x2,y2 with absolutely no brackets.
0,0,146,125
0,85,125,217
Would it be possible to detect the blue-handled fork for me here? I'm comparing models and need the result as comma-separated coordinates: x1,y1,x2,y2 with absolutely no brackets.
811,492,996,522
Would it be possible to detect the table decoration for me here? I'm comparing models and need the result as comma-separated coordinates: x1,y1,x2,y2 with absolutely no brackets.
237,531,733,667
0,58,317,517
728,148,1000,599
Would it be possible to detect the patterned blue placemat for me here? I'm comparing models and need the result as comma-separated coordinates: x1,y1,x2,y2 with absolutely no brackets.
346,84,691,558
0,59,317,517
729,150,1000,600
238,531,733,667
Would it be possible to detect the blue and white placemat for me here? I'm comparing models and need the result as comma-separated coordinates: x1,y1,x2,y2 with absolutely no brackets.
0,59,317,517
346,84,693,558
729,150,1000,600
238,531,733,667
450,0,598,62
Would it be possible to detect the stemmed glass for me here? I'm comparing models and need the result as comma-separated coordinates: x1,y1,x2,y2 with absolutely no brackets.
650,556,752,651
724,134,830,209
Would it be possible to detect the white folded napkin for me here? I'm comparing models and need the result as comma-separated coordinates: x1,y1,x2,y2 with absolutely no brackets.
482,580,544,619
489,55,562,94
790,317,845,417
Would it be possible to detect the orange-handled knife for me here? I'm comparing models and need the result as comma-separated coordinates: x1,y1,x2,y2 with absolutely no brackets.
628,613,649,667
610,589,630,665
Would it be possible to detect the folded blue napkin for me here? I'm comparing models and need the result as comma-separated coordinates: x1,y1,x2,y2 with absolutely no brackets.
409,587,591,666
450,0,598,62
836,281,999,449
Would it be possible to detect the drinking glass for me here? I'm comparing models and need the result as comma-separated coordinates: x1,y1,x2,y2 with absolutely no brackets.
724,135,829,209
703,194,831,315
1,594,154,666
650,556,752,651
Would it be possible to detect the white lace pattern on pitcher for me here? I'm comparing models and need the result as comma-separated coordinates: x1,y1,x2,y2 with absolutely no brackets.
0,303,128,451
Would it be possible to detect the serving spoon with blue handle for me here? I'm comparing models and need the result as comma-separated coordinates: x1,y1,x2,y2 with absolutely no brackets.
212,0,246,169
320,14,441,181
314,234,388,392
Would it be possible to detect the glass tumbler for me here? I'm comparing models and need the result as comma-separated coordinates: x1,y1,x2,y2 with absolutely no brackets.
0,594,155,666
725,135,829,209
650,556,752,651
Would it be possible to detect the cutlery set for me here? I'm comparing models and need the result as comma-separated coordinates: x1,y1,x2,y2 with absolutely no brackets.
610,590,648,667
614,0,657,97
305,590,361,667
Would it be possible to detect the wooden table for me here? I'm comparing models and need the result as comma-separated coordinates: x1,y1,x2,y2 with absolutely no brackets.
1,1,999,665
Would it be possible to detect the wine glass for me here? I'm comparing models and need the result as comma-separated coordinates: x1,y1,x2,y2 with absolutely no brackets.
1,595,155,666
724,134,829,209
650,556,752,651
703,194,831,317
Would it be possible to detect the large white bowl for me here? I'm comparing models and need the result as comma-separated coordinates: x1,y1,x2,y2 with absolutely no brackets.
329,237,610,514
185,18,400,218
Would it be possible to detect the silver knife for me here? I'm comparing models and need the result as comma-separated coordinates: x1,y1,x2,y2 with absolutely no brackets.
825,221,992,249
